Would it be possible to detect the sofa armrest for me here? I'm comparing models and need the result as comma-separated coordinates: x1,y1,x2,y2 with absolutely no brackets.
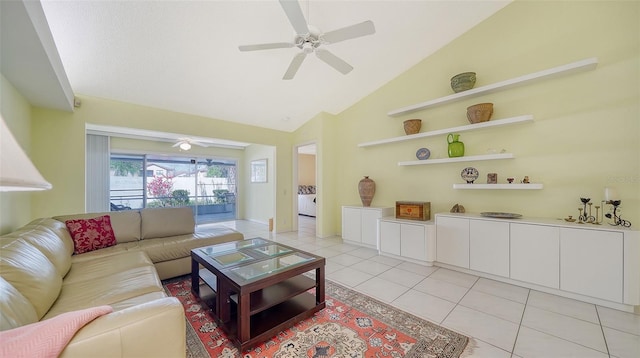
60,297,185,358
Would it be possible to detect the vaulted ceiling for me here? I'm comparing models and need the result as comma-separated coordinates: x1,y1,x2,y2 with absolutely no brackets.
35,1,510,132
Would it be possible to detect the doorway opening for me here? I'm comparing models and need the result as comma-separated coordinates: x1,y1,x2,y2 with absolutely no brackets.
294,143,317,237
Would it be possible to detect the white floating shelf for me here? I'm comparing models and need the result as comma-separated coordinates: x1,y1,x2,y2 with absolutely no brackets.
359,115,533,148
398,153,514,166
453,183,543,190
388,57,598,117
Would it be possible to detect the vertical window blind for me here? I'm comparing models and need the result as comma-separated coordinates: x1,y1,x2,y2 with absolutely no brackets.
86,134,110,212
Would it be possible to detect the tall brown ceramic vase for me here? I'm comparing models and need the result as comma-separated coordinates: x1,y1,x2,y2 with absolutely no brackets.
358,176,375,207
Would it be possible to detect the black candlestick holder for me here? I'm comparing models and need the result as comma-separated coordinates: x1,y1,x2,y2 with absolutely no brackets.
578,198,597,224
605,200,631,227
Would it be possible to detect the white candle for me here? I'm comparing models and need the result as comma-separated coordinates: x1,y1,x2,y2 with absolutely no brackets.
604,187,618,201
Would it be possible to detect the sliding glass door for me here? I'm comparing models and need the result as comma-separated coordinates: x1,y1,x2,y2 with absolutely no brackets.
109,154,145,210
109,154,237,224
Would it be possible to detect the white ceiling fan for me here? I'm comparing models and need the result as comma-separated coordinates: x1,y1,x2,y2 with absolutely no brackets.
172,138,209,151
239,0,376,80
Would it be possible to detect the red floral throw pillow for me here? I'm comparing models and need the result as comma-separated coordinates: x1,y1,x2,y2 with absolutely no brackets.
65,215,117,255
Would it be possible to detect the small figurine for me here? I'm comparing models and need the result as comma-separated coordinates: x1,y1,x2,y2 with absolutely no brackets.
521,176,530,184
450,203,466,213
507,177,514,184
487,173,497,184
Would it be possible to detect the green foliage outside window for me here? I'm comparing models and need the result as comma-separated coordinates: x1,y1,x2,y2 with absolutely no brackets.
172,189,190,206
111,160,142,176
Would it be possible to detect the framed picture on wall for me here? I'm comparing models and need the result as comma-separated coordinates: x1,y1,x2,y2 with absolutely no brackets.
251,159,267,183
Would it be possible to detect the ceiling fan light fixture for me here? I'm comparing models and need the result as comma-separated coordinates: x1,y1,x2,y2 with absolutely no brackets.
179,142,191,151
302,42,314,54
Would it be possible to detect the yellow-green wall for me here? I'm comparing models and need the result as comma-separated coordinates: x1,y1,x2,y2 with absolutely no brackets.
0,75,35,234
333,0,639,228
244,144,276,227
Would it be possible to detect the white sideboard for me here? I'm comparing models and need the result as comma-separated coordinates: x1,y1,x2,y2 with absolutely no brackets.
378,217,436,265
342,206,394,248
435,213,640,311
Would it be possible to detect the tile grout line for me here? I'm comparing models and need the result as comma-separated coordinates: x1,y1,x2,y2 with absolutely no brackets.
510,288,530,357
595,305,612,358
438,276,479,326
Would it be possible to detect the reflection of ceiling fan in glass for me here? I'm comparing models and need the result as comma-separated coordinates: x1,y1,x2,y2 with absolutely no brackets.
172,138,209,151
239,0,376,80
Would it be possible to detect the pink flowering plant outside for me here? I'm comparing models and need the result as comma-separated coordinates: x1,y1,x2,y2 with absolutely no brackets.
147,176,174,207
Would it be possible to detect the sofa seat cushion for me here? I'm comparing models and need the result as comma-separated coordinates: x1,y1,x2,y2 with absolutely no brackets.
54,211,142,243
106,292,168,312
0,239,62,319
139,228,243,263
44,266,163,319
69,240,138,264
140,207,195,239
63,251,154,285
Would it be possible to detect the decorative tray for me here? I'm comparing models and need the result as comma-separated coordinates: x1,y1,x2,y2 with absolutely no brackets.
480,212,522,219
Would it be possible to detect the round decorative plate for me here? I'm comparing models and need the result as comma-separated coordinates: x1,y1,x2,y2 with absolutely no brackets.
416,148,431,160
480,212,523,219
461,167,479,183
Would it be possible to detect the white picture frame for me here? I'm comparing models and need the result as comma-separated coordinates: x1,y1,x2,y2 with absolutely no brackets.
250,159,267,183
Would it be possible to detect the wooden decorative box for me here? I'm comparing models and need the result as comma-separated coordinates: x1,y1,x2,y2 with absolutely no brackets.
395,201,431,221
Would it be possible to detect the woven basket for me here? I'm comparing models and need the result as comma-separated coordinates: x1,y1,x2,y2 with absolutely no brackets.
403,119,422,135
451,72,476,93
466,103,493,124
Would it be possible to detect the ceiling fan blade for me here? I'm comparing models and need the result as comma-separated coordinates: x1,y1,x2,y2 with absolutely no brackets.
279,0,309,36
191,141,209,147
322,20,376,44
315,49,353,75
283,52,307,80
239,42,295,51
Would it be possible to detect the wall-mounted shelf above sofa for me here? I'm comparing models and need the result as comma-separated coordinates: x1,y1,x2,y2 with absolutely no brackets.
453,183,543,190
399,153,513,166
358,115,533,148
387,57,598,117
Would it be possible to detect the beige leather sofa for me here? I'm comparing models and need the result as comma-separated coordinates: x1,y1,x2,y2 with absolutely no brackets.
0,207,244,357
53,207,244,279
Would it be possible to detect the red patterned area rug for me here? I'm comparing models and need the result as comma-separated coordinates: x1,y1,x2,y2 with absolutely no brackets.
163,276,469,358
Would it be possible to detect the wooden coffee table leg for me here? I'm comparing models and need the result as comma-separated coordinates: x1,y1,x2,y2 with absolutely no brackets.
217,280,231,324
191,256,199,296
316,265,325,304
238,293,251,345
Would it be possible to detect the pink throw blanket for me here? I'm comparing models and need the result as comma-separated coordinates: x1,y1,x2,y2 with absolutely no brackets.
0,305,113,358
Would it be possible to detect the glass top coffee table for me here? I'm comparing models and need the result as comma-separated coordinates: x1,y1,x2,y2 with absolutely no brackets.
191,238,325,351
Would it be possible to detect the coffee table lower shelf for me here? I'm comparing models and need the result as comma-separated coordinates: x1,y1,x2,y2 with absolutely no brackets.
222,292,325,350
200,272,325,351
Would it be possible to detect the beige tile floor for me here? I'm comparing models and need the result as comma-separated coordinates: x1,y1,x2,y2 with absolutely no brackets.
204,216,640,358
